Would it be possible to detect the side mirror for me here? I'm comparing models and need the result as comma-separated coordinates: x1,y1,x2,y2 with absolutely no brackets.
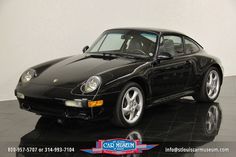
156,52,173,61
82,46,89,53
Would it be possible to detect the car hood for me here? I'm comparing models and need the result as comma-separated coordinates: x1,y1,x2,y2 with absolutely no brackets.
31,54,145,88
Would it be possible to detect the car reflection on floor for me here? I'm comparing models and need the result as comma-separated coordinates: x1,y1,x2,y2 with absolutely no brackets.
17,99,222,157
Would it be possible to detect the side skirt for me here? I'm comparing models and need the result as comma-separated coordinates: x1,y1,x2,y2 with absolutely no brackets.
147,90,195,108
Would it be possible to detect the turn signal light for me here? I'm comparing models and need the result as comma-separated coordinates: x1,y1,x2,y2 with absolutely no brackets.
88,100,104,108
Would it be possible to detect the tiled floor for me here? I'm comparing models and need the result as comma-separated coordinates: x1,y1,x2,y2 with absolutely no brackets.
0,76,236,157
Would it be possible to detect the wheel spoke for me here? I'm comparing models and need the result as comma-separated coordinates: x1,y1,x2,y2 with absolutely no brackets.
209,72,213,83
135,104,140,111
208,89,213,96
211,108,217,126
125,93,131,103
207,82,211,88
208,111,212,117
206,121,212,131
123,106,130,115
212,117,217,126
131,91,138,101
213,87,217,94
128,111,134,121
212,108,216,114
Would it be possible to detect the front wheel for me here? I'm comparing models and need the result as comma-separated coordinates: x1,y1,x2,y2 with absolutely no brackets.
112,82,144,127
194,67,221,102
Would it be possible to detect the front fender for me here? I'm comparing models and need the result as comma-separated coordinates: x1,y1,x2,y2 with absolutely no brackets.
98,62,152,95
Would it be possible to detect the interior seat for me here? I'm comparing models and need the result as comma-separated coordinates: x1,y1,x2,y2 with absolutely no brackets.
159,39,175,56
127,38,142,51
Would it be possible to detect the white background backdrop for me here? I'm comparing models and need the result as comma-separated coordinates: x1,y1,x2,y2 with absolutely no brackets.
0,0,236,100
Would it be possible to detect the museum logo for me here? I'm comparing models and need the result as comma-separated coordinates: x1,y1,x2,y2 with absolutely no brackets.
81,138,158,155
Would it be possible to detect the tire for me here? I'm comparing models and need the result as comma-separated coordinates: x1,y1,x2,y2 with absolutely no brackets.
112,82,145,127
194,67,221,102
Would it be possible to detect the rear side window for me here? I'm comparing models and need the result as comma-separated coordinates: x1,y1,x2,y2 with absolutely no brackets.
159,35,184,57
184,38,200,54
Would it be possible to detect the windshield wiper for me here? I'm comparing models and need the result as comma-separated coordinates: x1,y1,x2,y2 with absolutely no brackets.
95,52,136,58
113,52,148,59
87,51,148,59
87,52,116,57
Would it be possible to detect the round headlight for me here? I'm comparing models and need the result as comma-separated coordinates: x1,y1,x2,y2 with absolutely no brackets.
21,69,37,83
84,76,101,93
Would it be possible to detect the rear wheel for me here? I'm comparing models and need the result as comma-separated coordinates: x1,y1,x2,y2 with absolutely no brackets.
112,82,144,127
194,67,221,102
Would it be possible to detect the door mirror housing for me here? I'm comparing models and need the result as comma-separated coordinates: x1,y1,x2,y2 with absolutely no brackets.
82,46,89,53
156,52,173,61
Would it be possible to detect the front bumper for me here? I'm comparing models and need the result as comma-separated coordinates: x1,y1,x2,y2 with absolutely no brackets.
15,84,120,120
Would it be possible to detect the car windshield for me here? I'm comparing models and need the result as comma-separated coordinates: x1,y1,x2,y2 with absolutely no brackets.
86,30,158,58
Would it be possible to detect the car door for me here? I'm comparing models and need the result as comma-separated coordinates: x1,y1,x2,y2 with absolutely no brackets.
183,36,202,88
150,34,193,99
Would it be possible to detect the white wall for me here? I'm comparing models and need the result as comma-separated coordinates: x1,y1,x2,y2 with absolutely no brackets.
0,0,236,100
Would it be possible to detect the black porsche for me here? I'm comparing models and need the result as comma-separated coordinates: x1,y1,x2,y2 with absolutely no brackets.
15,28,223,127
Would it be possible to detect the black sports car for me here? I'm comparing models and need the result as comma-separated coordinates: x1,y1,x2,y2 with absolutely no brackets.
15,28,223,127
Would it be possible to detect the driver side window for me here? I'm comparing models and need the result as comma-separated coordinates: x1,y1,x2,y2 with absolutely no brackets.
159,35,184,57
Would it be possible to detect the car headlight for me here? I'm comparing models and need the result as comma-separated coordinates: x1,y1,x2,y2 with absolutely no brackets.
83,76,101,93
21,69,37,83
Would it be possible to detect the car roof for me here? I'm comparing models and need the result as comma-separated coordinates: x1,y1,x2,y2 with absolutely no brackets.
106,27,185,35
